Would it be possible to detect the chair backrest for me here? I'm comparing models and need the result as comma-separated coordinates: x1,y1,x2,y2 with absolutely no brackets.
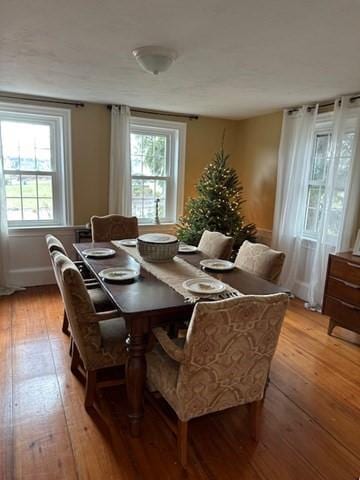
45,234,68,255
52,251,100,369
91,215,139,242
176,293,288,421
235,240,285,283
197,230,234,260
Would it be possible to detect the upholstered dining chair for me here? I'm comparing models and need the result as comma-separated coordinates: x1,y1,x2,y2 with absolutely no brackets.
146,293,288,467
46,234,114,336
235,240,286,284
197,230,234,259
52,251,128,408
91,215,139,242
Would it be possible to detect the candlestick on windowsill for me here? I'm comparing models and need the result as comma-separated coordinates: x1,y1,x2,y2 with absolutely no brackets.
155,198,160,225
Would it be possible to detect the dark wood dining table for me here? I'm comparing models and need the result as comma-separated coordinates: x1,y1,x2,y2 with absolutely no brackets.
74,241,289,437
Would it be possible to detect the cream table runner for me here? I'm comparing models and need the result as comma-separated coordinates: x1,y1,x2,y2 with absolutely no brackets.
111,241,242,303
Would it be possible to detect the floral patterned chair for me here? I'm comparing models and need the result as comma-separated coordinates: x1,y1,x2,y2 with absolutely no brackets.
197,230,234,259
46,234,114,335
91,215,139,242
235,240,286,284
146,293,288,467
52,251,128,408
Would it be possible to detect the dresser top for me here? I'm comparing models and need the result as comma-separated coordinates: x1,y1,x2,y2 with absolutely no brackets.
332,251,360,264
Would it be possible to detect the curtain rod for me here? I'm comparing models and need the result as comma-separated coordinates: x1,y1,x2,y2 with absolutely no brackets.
288,94,360,114
0,93,85,108
107,104,198,120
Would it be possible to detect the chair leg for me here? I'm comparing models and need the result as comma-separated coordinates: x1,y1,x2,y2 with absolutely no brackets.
177,419,188,468
62,310,70,336
249,401,262,441
84,370,97,409
70,342,80,375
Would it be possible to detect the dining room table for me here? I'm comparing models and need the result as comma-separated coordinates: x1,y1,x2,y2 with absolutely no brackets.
73,241,290,437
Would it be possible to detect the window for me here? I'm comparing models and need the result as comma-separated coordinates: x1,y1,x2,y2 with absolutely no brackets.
0,104,72,227
303,117,355,240
130,118,186,224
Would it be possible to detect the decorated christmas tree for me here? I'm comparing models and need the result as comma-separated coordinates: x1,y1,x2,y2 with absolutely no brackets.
177,145,257,249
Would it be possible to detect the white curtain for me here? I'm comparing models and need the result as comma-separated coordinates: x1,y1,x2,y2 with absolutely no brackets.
0,124,18,296
308,96,360,306
272,105,318,297
273,96,360,308
108,105,132,216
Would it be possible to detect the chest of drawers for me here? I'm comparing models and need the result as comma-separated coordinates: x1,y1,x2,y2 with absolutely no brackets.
322,252,360,336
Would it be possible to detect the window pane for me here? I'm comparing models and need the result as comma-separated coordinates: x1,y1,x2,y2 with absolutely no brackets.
131,155,143,176
38,198,53,220
341,132,355,156
143,179,155,219
308,186,320,208
130,132,168,178
327,209,342,238
37,175,53,198
5,174,21,197
21,175,37,197
153,136,167,176
131,179,143,218
36,148,51,171
22,198,38,220
130,133,143,156
1,121,51,172
305,207,317,233
6,198,22,221
311,134,330,181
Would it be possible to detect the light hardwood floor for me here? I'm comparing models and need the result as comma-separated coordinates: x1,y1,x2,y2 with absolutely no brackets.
1,286,359,480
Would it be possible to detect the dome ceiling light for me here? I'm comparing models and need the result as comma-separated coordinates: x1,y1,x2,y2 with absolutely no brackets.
132,46,177,75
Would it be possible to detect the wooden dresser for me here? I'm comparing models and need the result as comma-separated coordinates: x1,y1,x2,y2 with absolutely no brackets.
323,252,360,336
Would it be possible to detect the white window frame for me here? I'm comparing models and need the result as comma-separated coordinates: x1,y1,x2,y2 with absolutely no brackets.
302,112,356,241
0,102,73,228
129,117,186,225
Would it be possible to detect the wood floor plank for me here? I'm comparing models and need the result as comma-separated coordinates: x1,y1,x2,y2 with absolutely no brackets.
0,296,14,480
2,288,360,479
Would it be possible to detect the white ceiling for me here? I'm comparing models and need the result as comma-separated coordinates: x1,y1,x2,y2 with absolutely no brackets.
1,0,360,119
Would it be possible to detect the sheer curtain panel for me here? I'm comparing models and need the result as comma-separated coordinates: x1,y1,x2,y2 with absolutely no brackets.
273,96,360,309
0,124,19,295
108,105,132,216
272,106,318,298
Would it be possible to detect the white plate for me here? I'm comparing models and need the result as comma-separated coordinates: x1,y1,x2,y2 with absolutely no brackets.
200,259,235,271
99,267,138,282
178,244,198,253
118,239,137,247
182,278,226,296
82,247,116,258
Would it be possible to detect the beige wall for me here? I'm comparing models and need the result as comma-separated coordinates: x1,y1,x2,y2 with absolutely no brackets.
71,103,110,224
72,106,239,224
234,112,283,230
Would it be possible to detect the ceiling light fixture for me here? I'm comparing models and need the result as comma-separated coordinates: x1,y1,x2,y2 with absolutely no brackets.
132,46,177,75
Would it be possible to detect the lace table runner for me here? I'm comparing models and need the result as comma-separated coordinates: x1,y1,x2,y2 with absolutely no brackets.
111,241,242,303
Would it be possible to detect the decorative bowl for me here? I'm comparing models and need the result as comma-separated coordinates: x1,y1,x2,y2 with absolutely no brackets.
137,233,179,262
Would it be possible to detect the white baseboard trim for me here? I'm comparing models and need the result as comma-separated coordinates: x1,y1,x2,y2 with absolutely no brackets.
9,266,56,287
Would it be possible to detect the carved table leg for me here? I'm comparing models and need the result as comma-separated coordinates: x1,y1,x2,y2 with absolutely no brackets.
126,331,147,437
